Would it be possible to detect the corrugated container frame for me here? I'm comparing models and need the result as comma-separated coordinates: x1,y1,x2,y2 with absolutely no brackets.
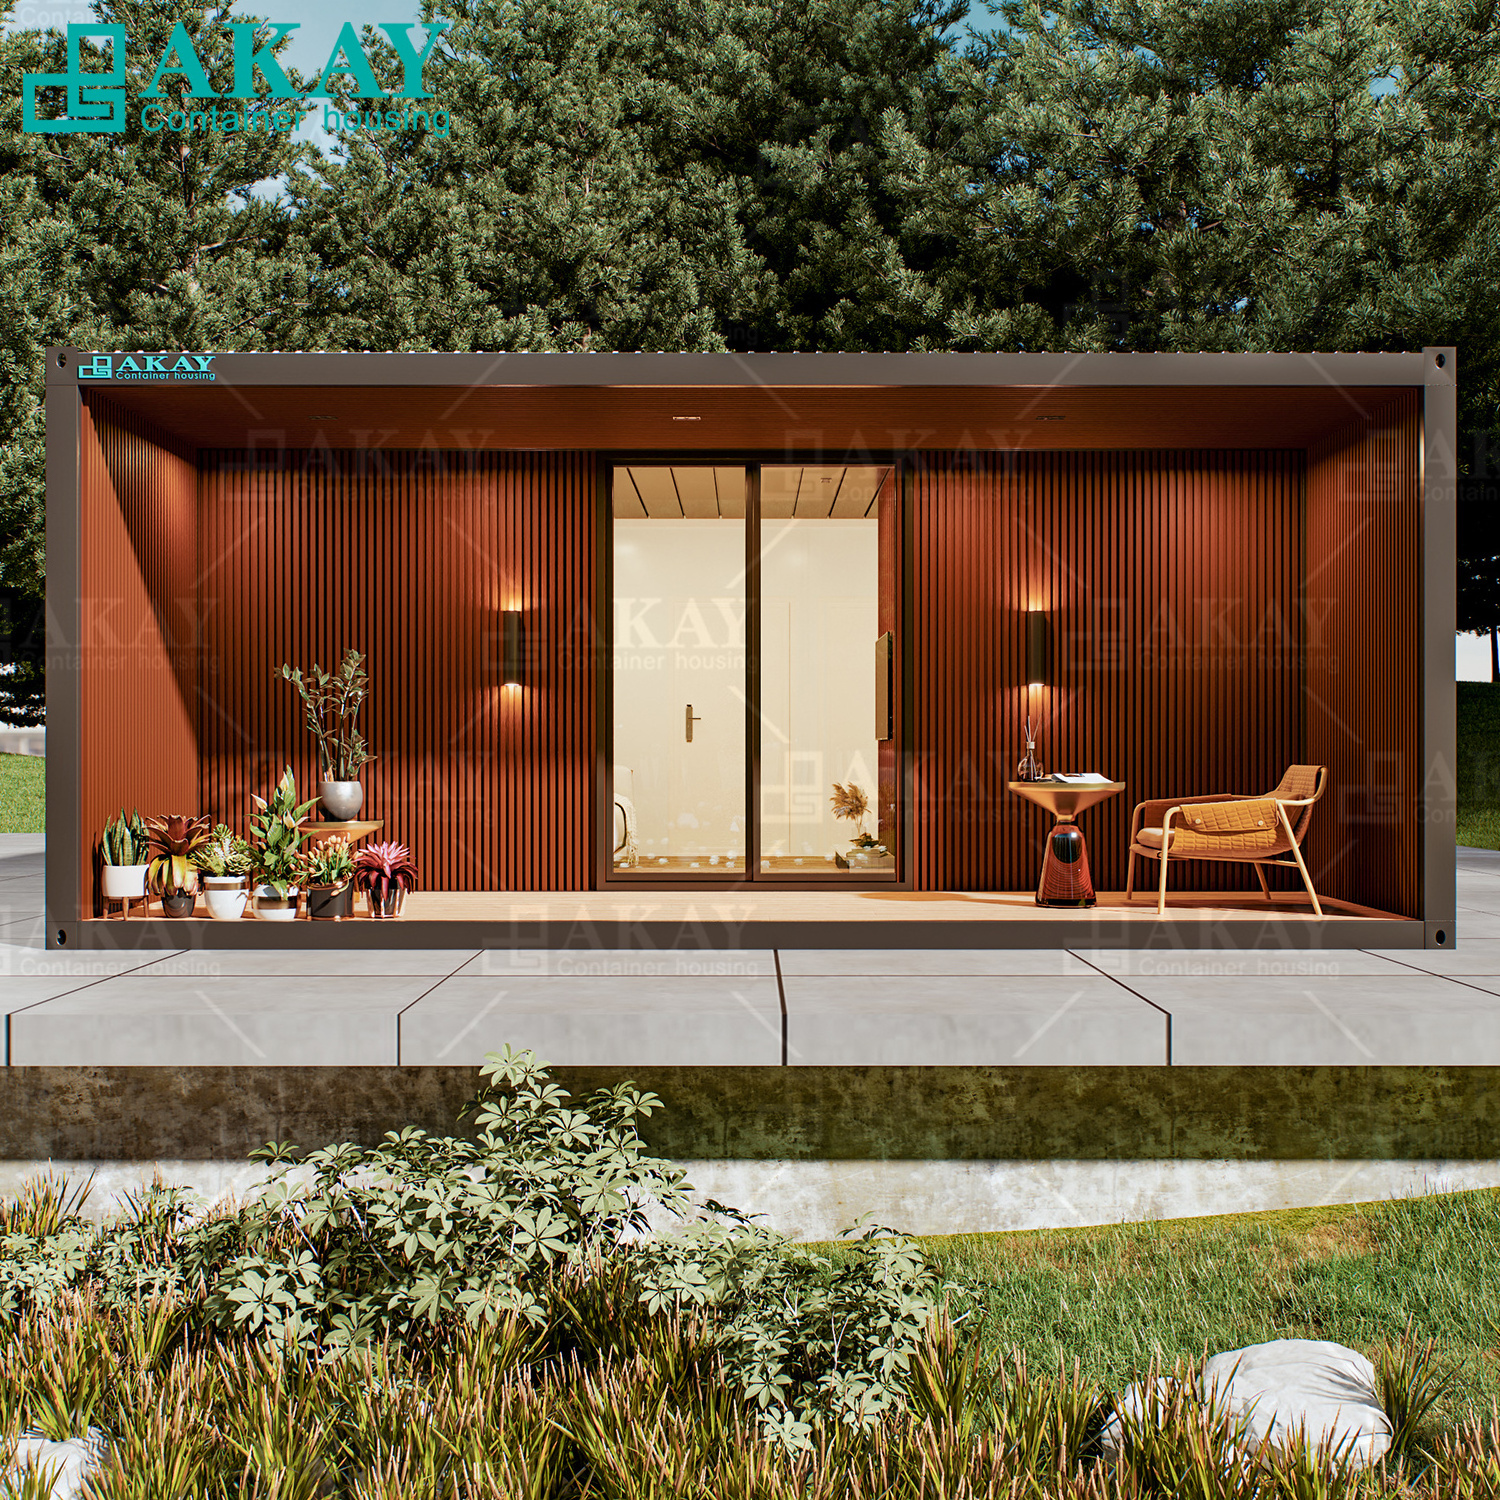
65,358,1438,926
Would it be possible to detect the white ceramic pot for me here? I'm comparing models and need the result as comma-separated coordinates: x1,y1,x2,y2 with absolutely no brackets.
252,884,300,921
101,864,149,900
202,875,249,921
319,780,364,821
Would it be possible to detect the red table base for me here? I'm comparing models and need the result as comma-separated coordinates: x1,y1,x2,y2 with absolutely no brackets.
1037,823,1097,907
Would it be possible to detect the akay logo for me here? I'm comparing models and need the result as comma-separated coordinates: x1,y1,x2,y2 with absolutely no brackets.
79,354,217,382
23,20,450,136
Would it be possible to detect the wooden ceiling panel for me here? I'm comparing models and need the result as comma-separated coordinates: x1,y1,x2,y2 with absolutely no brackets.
625,467,681,517
94,383,1420,454
713,466,746,517
671,467,720,518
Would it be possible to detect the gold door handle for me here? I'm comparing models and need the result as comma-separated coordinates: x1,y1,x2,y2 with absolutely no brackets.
686,703,702,743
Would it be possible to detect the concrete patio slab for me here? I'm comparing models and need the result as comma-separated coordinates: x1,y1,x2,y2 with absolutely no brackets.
779,949,1098,977
139,950,479,977
399,973,783,1066
450,948,777,978
8,976,429,1066
1367,944,1500,976
1079,950,1416,979
1139,974,1499,1065
781,975,1167,1065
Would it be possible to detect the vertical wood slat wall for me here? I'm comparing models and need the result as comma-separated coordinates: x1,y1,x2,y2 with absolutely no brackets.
908,451,1305,894
198,450,596,891
78,396,199,914
1305,390,1423,917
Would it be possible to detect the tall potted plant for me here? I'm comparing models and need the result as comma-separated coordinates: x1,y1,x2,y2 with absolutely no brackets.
249,766,318,921
277,648,375,821
353,840,417,918
99,809,150,909
145,815,212,918
191,824,253,921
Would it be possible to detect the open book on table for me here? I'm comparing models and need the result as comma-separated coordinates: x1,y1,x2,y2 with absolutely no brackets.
1051,772,1112,784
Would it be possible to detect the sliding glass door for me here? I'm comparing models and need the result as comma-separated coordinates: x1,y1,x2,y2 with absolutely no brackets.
609,463,897,880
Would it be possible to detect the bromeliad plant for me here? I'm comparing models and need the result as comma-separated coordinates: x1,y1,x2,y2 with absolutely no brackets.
352,840,417,903
277,648,375,781
249,766,318,898
300,834,354,889
190,824,253,879
100,808,150,866
144,815,212,896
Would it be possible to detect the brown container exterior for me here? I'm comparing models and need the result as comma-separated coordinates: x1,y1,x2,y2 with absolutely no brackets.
57,353,1442,931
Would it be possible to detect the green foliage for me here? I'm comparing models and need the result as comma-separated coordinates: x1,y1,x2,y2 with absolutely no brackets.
99,809,150,868
189,823,253,878
248,766,318,895
142,813,211,896
277,649,375,781
1458,682,1500,848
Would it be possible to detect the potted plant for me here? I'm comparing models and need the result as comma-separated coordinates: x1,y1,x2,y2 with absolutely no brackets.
277,648,376,821
353,840,417,918
301,835,355,920
191,824,253,921
99,809,150,908
145,814,212,917
830,781,892,870
249,766,318,921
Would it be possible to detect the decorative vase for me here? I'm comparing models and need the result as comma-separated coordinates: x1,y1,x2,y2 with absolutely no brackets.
365,886,406,919
202,875,248,921
319,780,364,821
307,882,353,921
159,888,197,918
101,864,149,901
1016,740,1044,782
252,884,300,921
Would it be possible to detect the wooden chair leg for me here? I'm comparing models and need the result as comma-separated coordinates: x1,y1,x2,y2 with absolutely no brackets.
1252,863,1271,900
1277,805,1324,918
1126,848,1137,899
1157,850,1170,917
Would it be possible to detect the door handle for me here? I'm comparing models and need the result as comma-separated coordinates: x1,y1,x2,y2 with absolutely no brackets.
686,703,702,743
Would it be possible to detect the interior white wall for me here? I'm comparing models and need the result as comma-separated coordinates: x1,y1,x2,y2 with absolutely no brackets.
760,519,879,858
613,519,747,866
612,517,878,865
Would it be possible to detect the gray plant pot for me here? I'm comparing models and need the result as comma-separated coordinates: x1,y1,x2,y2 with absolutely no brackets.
319,779,364,821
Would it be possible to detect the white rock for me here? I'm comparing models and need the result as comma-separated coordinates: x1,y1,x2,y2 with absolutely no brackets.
1099,1340,1392,1471
1201,1339,1391,1470
3,1428,110,1500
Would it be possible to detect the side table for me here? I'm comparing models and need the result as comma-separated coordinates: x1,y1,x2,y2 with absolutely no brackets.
1006,779,1125,908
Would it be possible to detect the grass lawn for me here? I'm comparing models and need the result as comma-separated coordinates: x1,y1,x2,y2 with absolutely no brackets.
912,1185,1500,1436
1458,682,1500,847
0,751,43,834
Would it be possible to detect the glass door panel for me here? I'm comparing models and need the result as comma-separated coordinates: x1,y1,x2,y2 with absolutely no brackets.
611,467,747,874
757,466,895,876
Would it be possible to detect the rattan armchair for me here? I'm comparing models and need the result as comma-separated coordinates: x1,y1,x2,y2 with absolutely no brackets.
1125,766,1329,917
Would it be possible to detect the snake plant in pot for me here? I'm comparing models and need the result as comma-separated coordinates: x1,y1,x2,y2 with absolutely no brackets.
99,809,151,905
191,824,253,921
277,648,375,821
353,840,417,918
145,815,212,917
301,834,355,920
248,766,318,920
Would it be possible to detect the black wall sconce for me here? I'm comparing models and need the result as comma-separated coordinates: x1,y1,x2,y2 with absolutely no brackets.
1025,611,1051,687
501,610,526,686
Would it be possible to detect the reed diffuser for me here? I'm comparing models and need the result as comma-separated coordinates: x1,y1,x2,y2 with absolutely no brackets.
1016,714,1045,782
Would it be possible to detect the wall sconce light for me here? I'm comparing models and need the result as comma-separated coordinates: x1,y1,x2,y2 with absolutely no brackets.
1025,611,1051,687
501,611,526,686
